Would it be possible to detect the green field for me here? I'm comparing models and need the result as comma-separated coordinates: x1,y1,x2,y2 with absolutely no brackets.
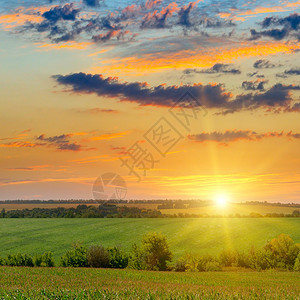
0,218,299,261
0,266,299,299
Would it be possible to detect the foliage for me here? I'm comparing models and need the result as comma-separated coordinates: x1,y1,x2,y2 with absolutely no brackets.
60,243,88,267
108,246,128,269
5,253,34,267
33,252,55,267
87,245,110,268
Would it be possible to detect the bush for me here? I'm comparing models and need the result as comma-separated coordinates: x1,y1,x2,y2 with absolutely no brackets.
294,253,300,271
219,250,238,267
128,244,147,270
264,234,299,270
197,255,220,272
87,245,110,268
128,232,172,271
5,253,34,267
108,247,128,269
33,252,55,267
204,261,222,271
60,243,88,267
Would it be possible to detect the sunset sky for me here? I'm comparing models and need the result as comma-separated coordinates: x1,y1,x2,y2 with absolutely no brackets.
0,0,299,202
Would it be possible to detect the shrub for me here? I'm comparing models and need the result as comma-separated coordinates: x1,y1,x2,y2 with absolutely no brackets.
174,256,189,272
87,245,110,268
128,244,147,270
219,250,238,267
264,234,299,270
197,255,220,272
108,247,128,269
5,253,34,267
60,243,88,267
204,261,222,271
33,252,55,267
294,253,300,271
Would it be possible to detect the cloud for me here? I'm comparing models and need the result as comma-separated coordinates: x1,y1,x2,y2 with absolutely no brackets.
184,63,241,75
141,3,179,29
0,141,44,148
53,72,231,108
80,108,119,114
284,68,300,75
42,4,80,23
250,13,300,40
242,80,267,91
88,131,130,141
36,134,82,151
223,83,300,114
177,1,198,28
253,59,276,69
83,0,101,7
53,72,300,114
145,0,163,9
188,130,299,145
92,29,135,43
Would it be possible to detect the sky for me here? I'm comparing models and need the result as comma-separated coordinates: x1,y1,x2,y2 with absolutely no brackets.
0,0,299,202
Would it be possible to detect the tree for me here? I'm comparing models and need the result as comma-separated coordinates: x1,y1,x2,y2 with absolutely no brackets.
141,232,172,271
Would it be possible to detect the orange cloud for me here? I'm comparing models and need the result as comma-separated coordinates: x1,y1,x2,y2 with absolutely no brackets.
36,42,93,51
92,41,299,75
0,6,55,29
0,141,43,148
89,131,130,141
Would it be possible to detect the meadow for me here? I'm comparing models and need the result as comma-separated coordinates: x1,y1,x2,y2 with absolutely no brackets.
0,266,299,299
0,218,299,261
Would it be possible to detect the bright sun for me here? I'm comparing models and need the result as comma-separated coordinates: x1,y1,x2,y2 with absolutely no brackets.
215,194,228,207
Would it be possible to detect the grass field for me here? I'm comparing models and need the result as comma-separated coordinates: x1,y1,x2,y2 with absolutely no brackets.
0,266,299,299
0,218,299,261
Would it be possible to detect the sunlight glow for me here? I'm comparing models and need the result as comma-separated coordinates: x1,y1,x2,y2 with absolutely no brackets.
215,194,229,208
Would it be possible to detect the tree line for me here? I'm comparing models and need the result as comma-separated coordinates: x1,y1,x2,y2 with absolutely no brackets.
0,205,299,218
1,233,300,272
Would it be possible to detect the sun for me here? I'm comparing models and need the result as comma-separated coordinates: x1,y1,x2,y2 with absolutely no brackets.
215,194,229,208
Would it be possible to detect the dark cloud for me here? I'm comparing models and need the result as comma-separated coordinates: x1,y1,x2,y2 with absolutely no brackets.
253,59,276,69
223,83,300,114
53,72,300,115
36,134,81,151
188,130,286,145
184,63,241,75
53,72,230,108
42,4,80,23
250,13,300,40
242,80,267,91
83,0,101,7
284,68,300,76
93,30,126,42
177,2,197,27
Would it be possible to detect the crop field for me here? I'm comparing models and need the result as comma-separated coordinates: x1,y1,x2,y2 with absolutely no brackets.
0,266,299,299
0,218,299,261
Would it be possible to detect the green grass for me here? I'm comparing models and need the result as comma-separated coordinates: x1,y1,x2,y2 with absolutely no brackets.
0,218,299,261
0,266,299,299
